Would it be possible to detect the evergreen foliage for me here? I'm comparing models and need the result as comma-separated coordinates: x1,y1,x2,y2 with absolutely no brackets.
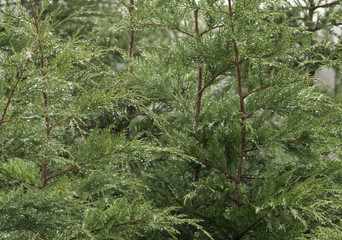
0,0,341,239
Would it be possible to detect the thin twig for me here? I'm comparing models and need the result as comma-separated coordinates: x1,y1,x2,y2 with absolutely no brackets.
128,0,135,61
200,24,225,36
0,171,40,188
228,0,233,20
239,56,259,63
234,207,286,240
228,1,246,205
46,151,119,182
242,85,271,100
120,0,130,8
308,0,340,11
30,0,51,188
194,157,237,182
194,9,200,35
42,160,48,188
216,189,240,205
232,37,245,187
199,66,231,94
0,54,34,126
244,147,258,152
194,60,203,133
233,214,266,240
225,58,236,64
245,105,266,120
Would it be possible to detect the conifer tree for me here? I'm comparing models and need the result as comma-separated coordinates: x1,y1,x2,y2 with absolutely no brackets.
0,1,196,239
124,0,342,239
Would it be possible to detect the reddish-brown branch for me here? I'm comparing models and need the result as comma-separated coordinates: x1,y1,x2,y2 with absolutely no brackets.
46,151,119,182
308,0,340,10
232,38,246,188
0,171,40,188
245,105,266,120
234,207,286,240
194,60,203,133
120,0,130,8
200,24,225,36
244,111,255,120
308,22,342,32
192,2,202,134
216,189,240,205
199,66,231,94
228,0,233,20
194,9,199,35
234,214,266,240
333,75,338,97
244,147,258,152
41,159,48,188
214,10,230,15
224,58,236,64
29,1,47,77
30,1,49,134
239,56,259,63
228,0,246,203
194,157,237,182
128,0,134,60
30,0,51,189
236,126,246,185
122,0,136,139
242,85,271,100
0,56,32,126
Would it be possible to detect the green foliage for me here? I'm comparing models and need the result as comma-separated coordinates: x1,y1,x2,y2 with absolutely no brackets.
0,0,341,239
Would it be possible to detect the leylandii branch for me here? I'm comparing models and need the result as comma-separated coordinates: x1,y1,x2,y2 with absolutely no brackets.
69,219,141,239
194,157,237,182
29,0,52,190
199,66,231,94
45,151,119,183
128,0,135,60
200,24,225,36
308,0,340,11
0,171,40,188
29,0,50,137
0,152,120,189
0,56,33,126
